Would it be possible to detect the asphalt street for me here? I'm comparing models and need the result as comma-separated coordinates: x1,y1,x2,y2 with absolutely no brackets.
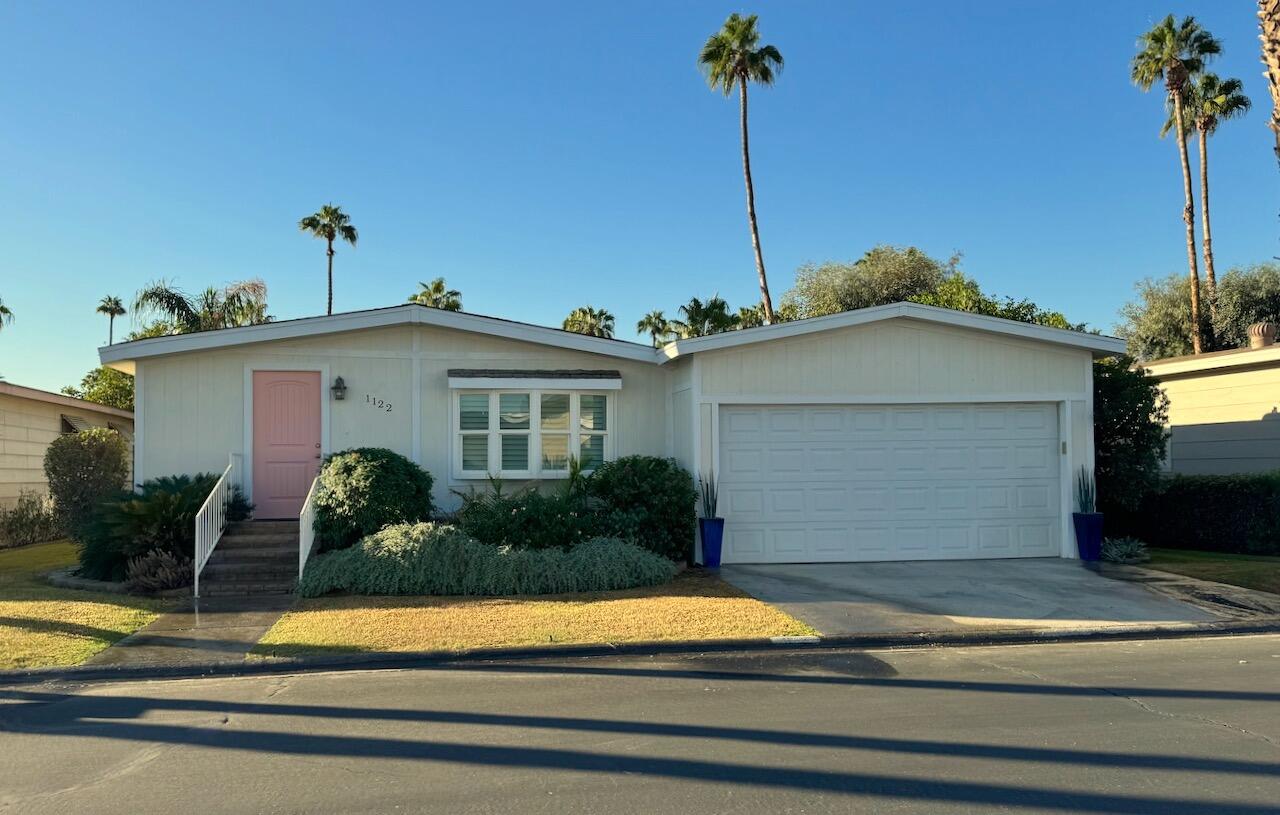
1,635,1278,814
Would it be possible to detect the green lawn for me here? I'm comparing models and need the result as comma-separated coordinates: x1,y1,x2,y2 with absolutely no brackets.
1147,549,1280,596
0,541,167,670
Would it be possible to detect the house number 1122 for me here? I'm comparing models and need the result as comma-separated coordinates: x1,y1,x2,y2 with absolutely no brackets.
365,394,392,413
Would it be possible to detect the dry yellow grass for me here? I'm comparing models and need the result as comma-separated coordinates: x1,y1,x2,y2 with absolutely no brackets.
254,571,816,657
0,541,164,670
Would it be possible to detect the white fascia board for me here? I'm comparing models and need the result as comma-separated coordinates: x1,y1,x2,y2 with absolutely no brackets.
99,304,660,367
658,302,1127,363
447,377,623,390
1141,345,1280,377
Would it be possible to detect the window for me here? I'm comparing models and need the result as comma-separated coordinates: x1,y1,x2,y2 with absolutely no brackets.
454,390,611,478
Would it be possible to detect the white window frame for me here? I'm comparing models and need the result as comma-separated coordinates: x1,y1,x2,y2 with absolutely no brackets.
451,389,615,480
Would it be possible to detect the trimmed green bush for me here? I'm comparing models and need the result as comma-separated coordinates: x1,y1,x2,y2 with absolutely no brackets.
1108,472,1280,556
299,522,677,597
312,448,435,552
588,456,697,562
78,473,251,582
0,490,62,549
455,485,598,550
43,427,130,541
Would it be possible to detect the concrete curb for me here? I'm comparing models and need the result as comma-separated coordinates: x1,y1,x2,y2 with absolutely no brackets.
3,617,1279,687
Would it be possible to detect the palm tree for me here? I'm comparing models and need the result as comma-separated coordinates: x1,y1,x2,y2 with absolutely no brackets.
562,306,615,338
737,303,765,328
1164,74,1251,320
0,297,11,332
133,278,271,334
1133,15,1221,354
669,296,739,338
636,310,673,347
408,278,462,311
96,295,126,345
298,204,358,315
699,13,783,325
1262,0,1280,164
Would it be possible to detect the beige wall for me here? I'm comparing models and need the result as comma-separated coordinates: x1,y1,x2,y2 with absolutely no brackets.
1151,364,1280,475
136,324,670,510
0,393,134,507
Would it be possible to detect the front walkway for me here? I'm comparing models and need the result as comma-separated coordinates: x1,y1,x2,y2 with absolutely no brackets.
84,597,293,668
719,559,1221,636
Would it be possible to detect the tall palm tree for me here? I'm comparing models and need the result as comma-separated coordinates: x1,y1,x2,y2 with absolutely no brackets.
1262,1,1280,164
96,295,126,345
407,277,462,311
737,303,765,328
562,306,615,338
669,296,739,338
0,297,12,332
1133,15,1221,354
298,204,358,315
1164,74,1251,320
636,310,673,347
133,278,271,334
699,13,783,325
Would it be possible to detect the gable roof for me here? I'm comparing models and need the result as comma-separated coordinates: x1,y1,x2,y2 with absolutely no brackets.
99,301,1126,372
0,381,134,420
657,302,1126,361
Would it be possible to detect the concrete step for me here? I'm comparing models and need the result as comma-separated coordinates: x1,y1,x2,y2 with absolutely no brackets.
220,531,298,546
201,582,295,597
229,520,297,534
203,562,299,580
209,546,296,563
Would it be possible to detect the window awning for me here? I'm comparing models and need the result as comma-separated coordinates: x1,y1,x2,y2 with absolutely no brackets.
60,414,91,433
446,369,623,390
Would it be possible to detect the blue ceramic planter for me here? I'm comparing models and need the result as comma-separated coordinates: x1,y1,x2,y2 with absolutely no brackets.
1072,512,1104,562
698,518,725,568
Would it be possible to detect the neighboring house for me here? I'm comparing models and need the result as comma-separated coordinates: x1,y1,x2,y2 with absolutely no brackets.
0,381,134,508
1143,323,1280,476
99,301,1124,564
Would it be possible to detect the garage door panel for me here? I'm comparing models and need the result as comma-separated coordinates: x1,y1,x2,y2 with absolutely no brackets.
718,403,1061,563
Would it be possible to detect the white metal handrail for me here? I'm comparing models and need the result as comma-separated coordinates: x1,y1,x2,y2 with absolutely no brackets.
298,475,321,582
193,453,242,599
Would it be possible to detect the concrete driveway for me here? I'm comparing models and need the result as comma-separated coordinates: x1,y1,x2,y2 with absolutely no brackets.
720,559,1221,636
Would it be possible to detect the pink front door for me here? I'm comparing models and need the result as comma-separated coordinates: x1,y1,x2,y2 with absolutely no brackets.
252,371,322,519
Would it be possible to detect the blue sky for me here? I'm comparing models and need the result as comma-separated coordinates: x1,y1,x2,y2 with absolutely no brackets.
0,1,1275,392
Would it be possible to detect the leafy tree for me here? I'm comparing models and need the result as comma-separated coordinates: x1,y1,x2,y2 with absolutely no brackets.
669,296,739,338
912,273,1083,330
0,296,12,331
298,203,358,315
783,245,956,319
1093,356,1169,513
1118,263,1280,359
96,295,126,345
61,367,134,411
699,13,783,324
636,310,673,346
562,306,615,338
408,277,462,311
133,278,271,334
1163,74,1251,313
737,304,765,328
1132,14,1221,354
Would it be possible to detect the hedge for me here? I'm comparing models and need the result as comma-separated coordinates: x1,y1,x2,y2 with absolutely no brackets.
1108,471,1280,556
312,448,435,551
299,522,677,597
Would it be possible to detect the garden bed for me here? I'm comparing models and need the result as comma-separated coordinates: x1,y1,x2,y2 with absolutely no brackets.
253,570,815,658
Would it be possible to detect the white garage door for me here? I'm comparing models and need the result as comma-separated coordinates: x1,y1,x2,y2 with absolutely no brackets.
718,403,1061,563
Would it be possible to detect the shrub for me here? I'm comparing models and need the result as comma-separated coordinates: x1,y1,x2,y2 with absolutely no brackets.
312,448,435,552
1093,357,1169,513
587,456,696,561
455,482,598,550
0,490,62,549
125,549,194,593
1108,472,1280,556
78,473,251,582
1101,537,1150,564
43,427,130,540
299,522,677,598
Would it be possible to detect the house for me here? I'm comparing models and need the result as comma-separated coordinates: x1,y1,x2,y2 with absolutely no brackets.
99,301,1124,564
0,381,134,508
1143,322,1280,476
